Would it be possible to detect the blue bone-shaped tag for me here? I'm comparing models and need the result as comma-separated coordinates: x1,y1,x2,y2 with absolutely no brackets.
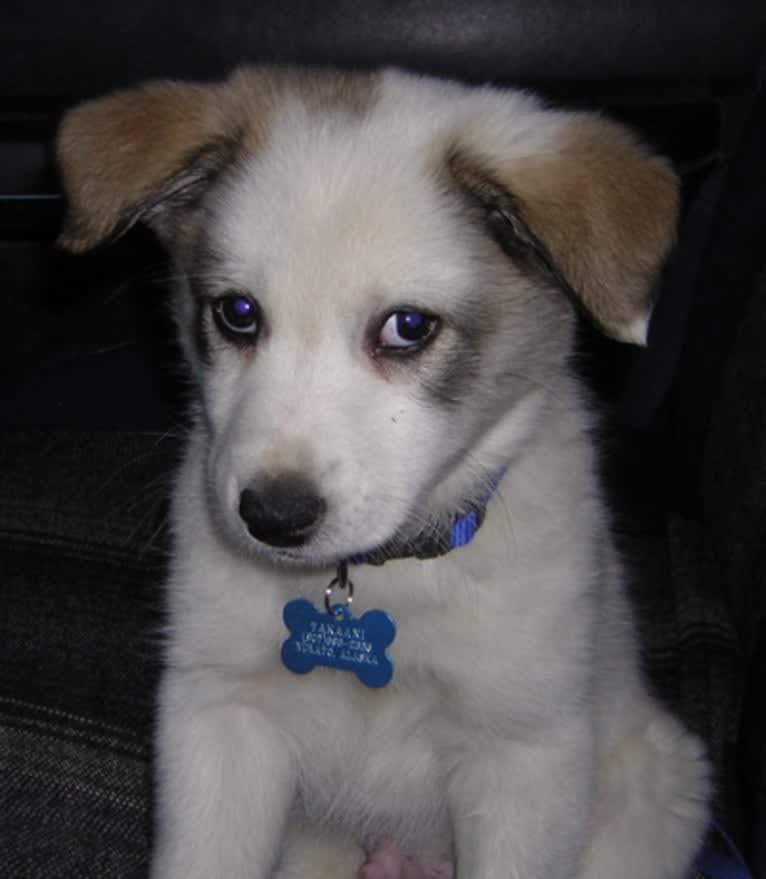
281,599,396,688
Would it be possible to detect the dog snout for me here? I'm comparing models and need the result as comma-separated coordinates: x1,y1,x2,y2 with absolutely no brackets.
238,475,326,547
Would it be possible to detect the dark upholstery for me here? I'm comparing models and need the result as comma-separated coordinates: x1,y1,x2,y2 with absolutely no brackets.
1,0,763,100
1,3,765,877
0,430,172,876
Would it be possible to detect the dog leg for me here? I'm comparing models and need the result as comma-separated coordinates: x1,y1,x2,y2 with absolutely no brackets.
576,711,710,879
447,727,593,879
150,669,296,879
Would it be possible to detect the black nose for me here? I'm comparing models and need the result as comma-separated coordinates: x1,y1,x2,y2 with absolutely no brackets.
239,476,326,547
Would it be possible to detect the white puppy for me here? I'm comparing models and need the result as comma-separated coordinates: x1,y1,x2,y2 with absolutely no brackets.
57,67,710,879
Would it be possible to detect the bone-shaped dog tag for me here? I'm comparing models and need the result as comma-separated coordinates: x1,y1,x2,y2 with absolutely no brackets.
281,599,396,688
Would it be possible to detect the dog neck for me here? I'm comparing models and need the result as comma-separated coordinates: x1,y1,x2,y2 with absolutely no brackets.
348,470,505,566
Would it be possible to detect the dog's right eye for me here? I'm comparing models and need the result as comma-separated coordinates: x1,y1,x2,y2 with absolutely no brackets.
212,294,260,341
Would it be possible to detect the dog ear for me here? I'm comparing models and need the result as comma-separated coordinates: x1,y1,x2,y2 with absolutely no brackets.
56,79,241,252
451,112,679,344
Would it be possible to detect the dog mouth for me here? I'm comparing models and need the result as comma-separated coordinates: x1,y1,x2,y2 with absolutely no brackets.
241,531,384,571
241,513,459,571
234,508,413,570
253,543,339,570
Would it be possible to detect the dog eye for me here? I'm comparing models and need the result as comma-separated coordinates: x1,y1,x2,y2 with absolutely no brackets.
212,293,260,340
378,310,439,351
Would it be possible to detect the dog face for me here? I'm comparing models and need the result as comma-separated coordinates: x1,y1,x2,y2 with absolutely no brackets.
57,68,678,567
179,118,570,567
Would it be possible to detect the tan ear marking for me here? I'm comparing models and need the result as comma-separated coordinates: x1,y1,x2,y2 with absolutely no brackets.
56,80,240,252
454,113,680,344
448,147,579,304
512,117,679,344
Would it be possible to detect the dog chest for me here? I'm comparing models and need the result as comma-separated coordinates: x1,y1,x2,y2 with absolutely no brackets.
268,671,455,850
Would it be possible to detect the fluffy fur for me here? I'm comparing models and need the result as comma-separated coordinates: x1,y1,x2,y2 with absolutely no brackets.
58,66,710,879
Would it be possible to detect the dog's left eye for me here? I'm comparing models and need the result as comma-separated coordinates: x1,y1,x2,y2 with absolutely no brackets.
212,293,260,340
378,310,439,351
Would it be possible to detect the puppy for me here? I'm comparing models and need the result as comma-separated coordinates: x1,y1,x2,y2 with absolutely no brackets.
57,67,710,879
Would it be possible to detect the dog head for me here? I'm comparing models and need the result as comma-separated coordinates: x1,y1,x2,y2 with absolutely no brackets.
57,67,678,567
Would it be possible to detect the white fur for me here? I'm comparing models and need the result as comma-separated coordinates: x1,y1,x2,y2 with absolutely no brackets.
149,70,710,879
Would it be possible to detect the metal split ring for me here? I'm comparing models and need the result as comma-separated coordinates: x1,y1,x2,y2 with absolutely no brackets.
324,561,354,615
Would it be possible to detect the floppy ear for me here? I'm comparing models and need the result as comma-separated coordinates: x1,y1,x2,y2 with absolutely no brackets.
451,112,679,344
56,78,240,252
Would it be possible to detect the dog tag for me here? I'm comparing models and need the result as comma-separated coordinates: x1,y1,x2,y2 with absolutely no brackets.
281,599,396,688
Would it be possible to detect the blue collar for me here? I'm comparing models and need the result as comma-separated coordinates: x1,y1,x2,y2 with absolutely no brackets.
349,471,504,567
